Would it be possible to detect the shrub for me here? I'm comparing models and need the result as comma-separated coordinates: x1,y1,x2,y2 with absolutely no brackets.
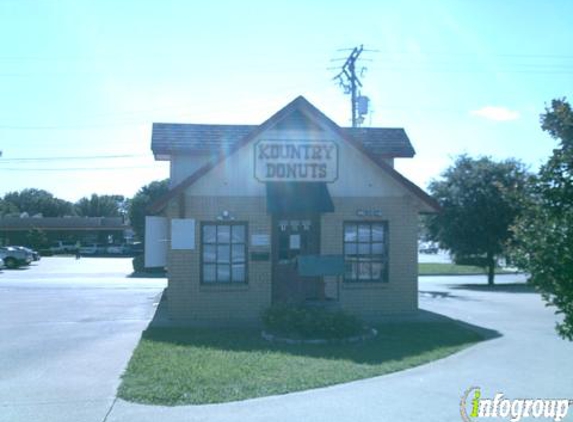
261,304,366,340
132,255,166,274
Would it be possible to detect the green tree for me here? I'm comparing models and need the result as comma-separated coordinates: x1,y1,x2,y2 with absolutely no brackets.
75,194,127,217
26,228,49,250
427,155,530,285
513,98,573,340
128,179,169,242
3,189,73,217
0,198,18,216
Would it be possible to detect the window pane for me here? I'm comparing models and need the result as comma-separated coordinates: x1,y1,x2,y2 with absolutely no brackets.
358,243,370,255
372,224,384,241
232,264,245,282
372,242,384,256
203,245,216,262
358,262,371,280
344,242,357,255
217,265,230,282
217,225,231,243
371,262,383,280
217,245,230,263
345,261,358,280
232,244,245,263
358,224,370,242
232,225,245,243
344,224,357,242
203,225,216,243
203,265,216,283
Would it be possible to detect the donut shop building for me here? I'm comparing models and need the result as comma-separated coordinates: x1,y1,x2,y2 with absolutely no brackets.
146,96,439,325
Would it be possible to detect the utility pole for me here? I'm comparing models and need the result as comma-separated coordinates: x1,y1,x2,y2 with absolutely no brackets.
333,45,365,127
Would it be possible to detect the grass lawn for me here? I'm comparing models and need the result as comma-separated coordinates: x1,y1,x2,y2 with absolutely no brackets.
418,263,516,276
118,322,484,405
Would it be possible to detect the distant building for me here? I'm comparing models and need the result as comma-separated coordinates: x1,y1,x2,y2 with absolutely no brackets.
0,216,132,247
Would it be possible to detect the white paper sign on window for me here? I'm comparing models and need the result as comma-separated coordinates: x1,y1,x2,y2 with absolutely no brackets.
171,219,196,250
289,234,301,250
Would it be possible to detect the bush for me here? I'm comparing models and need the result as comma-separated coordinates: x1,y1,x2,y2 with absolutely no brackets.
132,255,166,274
261,305,366,340
38,249,53,257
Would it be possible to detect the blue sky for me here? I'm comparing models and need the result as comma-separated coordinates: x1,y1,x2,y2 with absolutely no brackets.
0,0,571,201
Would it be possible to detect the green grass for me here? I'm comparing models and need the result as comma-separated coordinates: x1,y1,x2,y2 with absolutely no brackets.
418,263,516,276
118,322,484,405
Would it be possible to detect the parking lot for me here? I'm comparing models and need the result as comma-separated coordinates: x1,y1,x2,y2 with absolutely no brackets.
0,257,166,422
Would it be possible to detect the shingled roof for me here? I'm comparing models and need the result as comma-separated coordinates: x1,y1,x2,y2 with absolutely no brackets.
151,123,415,158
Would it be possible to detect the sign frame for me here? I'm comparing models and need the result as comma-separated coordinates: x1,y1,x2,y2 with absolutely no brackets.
253,139,339,183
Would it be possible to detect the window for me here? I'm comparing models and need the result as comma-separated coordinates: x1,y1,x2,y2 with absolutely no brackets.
201,223,247,283
343,222,389,282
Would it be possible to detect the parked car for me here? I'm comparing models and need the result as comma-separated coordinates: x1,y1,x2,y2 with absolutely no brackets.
80,243,99,255
50,241,78,254
106,244,127,255
9,246,41,261
0,257,4,269
418,241,439,254
0,246,33,269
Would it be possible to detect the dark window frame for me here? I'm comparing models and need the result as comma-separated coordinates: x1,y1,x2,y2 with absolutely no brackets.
343,221,389,283
200,221,248,284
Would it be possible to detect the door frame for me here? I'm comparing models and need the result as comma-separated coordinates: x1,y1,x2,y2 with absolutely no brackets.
271,213,321,304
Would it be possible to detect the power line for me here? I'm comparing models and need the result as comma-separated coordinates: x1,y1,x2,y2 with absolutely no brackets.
0,165,157,172
0,154,147,162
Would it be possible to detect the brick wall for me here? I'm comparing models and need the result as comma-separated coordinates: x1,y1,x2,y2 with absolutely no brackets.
165,194,418,325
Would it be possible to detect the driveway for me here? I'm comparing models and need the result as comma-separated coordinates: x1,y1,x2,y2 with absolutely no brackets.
0,257,166,422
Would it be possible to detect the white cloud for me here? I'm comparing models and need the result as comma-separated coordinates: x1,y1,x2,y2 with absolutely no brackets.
470,106,520,121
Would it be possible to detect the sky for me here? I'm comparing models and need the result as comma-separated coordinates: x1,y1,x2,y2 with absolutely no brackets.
0,0,571,202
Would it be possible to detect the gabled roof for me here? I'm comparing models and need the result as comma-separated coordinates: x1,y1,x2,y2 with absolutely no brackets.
148,96,439,213
152,123,414,159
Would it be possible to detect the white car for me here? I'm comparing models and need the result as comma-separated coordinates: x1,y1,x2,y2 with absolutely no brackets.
0,246,33,269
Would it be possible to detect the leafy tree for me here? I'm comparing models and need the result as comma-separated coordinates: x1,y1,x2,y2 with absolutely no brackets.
427,155,530,285
75,194,127,217
0,198,18,217
513,98,573,340
128,179,169,242
26,228,49,250
3,189,73,217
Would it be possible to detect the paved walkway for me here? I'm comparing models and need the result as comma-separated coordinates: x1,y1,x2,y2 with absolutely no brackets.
108,274,573,422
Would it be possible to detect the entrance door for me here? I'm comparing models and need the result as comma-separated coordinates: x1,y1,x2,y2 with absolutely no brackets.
272,215,321,304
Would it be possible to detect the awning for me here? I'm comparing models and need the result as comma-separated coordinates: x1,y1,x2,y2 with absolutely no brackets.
266,182,335,214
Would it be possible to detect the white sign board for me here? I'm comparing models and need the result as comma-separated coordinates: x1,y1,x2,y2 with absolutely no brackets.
171,219,196,250
251,234,270,247
254,140,338,182
144,216,168,268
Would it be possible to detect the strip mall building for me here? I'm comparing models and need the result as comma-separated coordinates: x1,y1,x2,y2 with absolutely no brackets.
146,96,439,325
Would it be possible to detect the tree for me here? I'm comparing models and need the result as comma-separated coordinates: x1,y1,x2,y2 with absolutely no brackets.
0,198,18,217
3,189,73,217
513,98,573,340
128,179,169,242
427,155,530,285
26,228,49,250
75,194,127,217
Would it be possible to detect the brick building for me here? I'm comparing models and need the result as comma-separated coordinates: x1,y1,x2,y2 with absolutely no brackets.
146,96,439,325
